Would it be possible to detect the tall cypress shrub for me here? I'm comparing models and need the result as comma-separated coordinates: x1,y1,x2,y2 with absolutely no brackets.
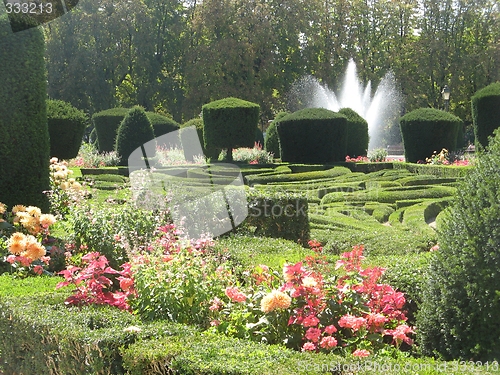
115,107,155,166
0,15,50,212
472,82,500,149
417,128,500,361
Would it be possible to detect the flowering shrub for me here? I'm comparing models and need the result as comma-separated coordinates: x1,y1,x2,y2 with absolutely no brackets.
425,148,472,166
368,148,388,162
220,142,274,164
46,158,87,218
155,146,206,166
0,203,55,276
345,155,369,163
209,244,414,357
56,252,135,311
68,142,120,168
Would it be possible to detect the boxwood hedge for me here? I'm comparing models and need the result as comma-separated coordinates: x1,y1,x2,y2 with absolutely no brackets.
339,107,369,157
471,82,500,149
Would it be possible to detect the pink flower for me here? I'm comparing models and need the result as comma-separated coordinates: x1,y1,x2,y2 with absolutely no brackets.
352,349,370,357
33,265,43,275
305,327,322,342
324,325,337,334
225,287,246,303
385,324,415,345
209,297,223,311
338,315,367,331
210,319,220,326
40,256,51,265
301,314,320,327
302,342,316,351
119,277,134,292
6,255,16,264
17,256,32,267
320,336,338,349
366,313,387,331
283,262,306,282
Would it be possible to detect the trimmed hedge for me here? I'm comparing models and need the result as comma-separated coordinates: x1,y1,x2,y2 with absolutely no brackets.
245,166,351,186
115,107,156,166
180,118,221,160
418,128,500,361
399,108,462,163
202,97,260,161
146,112,180,148
471,82,500,149
0,14,50,212
264,111,289,158
92,108,130,152
339,107,369,157
243,189,310,244
47,99,88,160
276,108,348,163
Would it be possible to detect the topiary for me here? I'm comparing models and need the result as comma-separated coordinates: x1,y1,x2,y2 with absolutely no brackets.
417,128,500,361
399,108,462,163
202,97,259,162
115,107,156,166
471,82,500,149
0,14,50,212
47,99,88,160
276,108,348,163
146,112,180,148
180,118,221,161
92,108,130,152
264,112,289,159
339,108,369,157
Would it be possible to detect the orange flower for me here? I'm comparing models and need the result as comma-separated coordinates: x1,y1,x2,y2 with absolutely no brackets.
260,290,292,313
11,205,26,214
0,202,6,215
25,206,41,217
8,232,27,255
23,235,46,261
40,214,56,228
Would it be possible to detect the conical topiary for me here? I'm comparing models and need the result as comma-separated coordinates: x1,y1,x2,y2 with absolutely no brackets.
115,107,155,166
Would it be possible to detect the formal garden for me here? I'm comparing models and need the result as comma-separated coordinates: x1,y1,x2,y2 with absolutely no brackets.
2,10,500,375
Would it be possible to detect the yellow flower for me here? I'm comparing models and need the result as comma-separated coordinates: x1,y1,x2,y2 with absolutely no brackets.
25,206,41,217
72,181,82,190
8,232,27,255
11,205,26,214
0,202,6,215
40,214,56,228
24,235,46,260
260,290,292,313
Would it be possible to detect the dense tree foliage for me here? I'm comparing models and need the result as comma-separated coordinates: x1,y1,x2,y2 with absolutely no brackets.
44,0,499,132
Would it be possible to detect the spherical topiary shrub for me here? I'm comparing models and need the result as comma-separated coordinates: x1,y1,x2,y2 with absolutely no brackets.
417,128,500,361
92,108,130,152
180,118,221,161
471,82,500,149
146,112,180,148
0,14,50,212
115,107,156,166
276,108,348,163
400,108,462,163
339,108,369,157
264,111,289,159
47,99,88,160
202,97,259,162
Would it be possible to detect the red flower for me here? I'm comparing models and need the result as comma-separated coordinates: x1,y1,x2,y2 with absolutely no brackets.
305,327,322,342
302,314,320,327
320,336,338,349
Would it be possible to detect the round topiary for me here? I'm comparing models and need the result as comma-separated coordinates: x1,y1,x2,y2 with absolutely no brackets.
264,111,289,159
202,97,259,162
92,108,130,152
471,82,500,149
417,128,500,361
276,108,348,163
400,108,462,163
47,99,88,160
146,112,180,147
339,108,369,157
115,107,156,166
0,14,50,212
180,118,221,161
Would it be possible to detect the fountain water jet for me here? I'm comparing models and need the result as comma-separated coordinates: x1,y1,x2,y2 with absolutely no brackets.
288,59,403,150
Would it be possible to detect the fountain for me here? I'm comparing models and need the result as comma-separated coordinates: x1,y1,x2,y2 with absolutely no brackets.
288,59,403,150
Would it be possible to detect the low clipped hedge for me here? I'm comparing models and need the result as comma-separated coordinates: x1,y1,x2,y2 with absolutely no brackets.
400,108,462,163
243,189,310,244
246,166,351,186
471,82,500,149
47,99,88,160
276,108,348,163
339,108,369,157
393,162,472,178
